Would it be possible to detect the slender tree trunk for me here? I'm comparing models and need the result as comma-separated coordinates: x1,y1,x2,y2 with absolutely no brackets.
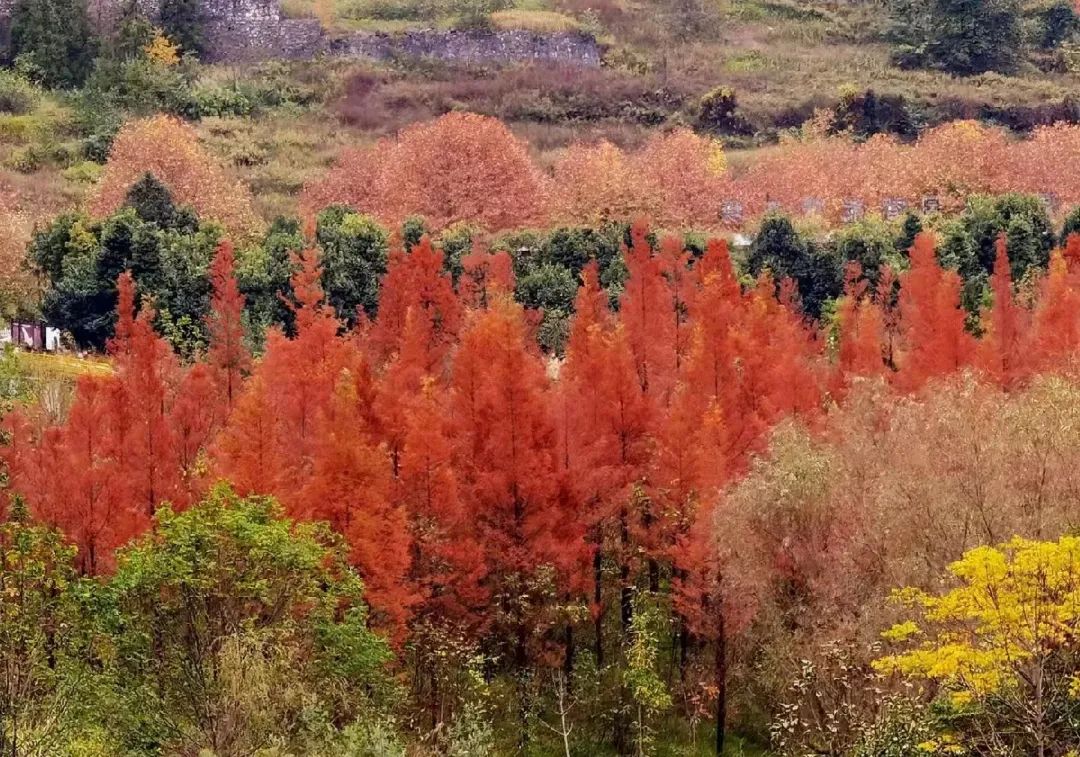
594,547,604,666
679,619,690,680
715,611,727,757
620,509,633,635
564,624,575,683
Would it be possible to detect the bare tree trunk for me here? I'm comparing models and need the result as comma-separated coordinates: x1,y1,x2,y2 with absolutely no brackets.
715,610,727,757
594,548,604,667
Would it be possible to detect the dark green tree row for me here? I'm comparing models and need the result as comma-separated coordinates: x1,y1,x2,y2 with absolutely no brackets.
751,194,1075,321
30,176,1080,356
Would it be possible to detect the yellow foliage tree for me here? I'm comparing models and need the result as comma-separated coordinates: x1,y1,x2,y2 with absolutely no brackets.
144,30,180,66
875,536,1080,757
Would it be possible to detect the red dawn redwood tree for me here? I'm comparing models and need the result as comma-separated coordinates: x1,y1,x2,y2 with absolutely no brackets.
978,235,1028,388
451,295,584,663
298,375,413,640
458,248,515,311
108,273,181,518
216,250,412,635
620,221,678,404
205,241,250,411
3,378,138,574
560,261,653,652
398,377,486,625
832,263,887,395
896,232,975,391
1028,248,1080,374
169,362,220,505
369,236,461,371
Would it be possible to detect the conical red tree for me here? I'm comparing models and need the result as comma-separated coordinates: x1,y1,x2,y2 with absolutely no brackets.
451,294,584,663
458,248,515,310
978,235,1028,387
369,236,460,370
620,221,678,403
206,241,250,411
298,374,413,640
896,232,975,391
398,377,486,626
109,273,181,517
561,260,654,648
833,263,886,395
1028,248,1080,374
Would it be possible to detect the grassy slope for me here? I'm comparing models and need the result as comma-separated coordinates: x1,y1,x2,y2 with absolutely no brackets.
203,0,1079,219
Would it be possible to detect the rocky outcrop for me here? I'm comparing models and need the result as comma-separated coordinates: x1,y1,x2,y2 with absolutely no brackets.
325,29,601,67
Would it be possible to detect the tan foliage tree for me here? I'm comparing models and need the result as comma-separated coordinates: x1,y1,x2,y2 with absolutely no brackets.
0,210,38,320
549,140,651,226
91,116,262,235
635,128,729,228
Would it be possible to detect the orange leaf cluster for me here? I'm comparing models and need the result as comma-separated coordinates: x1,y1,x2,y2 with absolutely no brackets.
300,112,548,232
304,116,1080,231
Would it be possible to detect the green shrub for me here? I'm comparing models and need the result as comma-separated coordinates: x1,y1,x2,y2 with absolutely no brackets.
316,206,389,323
698,85,751,134
0,71,40,115
343,0,439,20
6,144,42,172
193,85,255,117
0,113,45,143
62,160,104,184
451,0,512,29
74,58,197,144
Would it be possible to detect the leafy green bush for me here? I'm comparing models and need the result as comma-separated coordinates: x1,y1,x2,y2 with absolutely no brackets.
748,213,842,317
61,160,104,185
87,485,397,753
0,113,46,143
74,58,198,143
343,0,439,20
939,193,1053,281
192,85,255,117
316,206,389,324
697,85,751,134
831,217,907,285
516,262,577,314
0,71,40,115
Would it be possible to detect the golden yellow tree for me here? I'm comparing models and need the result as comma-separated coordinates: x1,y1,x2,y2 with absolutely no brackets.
875,536,1080,757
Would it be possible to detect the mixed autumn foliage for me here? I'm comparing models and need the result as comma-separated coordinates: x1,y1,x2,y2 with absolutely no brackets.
94,113,1080,239
298,114,1080,233
9,211,1080,751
